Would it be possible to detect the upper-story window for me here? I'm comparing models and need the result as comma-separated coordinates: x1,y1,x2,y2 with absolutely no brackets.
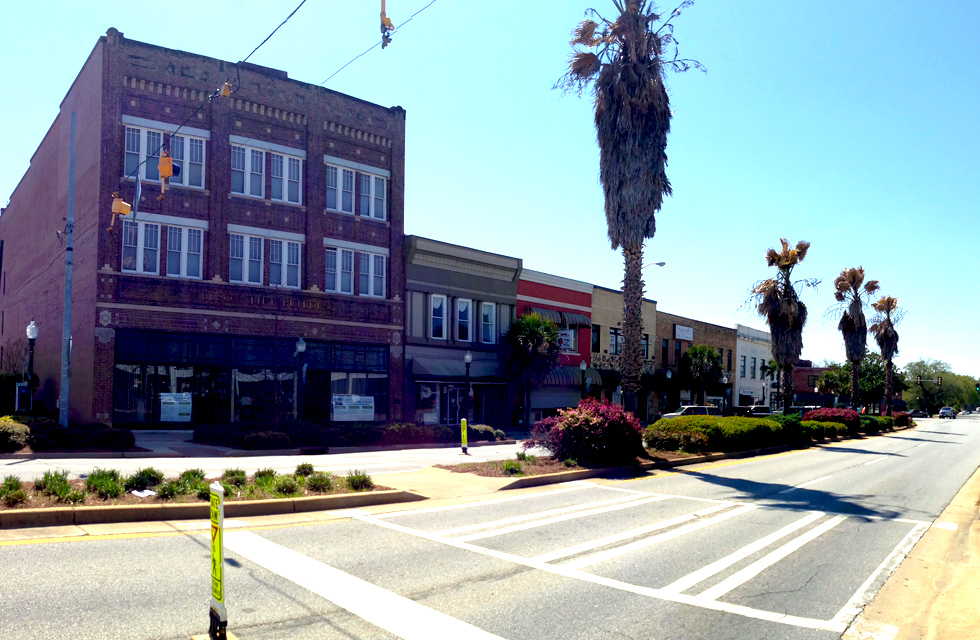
125,125,206,188
122,220,159,275
430,294,447,340
231,146,265,198
325,247,354,294
751,357,757,379
359,173,387,220
740,355,747,378
482,302,497,344
641,334,649,359
456,299,472,342
166,226,202,279
358,252,386,298
230,233,263,285
270,240,301,288
326,165,354,214
609,327,623,356
271,153,302,205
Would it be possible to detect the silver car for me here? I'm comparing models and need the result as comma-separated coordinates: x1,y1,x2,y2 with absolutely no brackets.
939,407,957,419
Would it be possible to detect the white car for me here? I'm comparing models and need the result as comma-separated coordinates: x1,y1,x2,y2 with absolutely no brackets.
660,406,723,419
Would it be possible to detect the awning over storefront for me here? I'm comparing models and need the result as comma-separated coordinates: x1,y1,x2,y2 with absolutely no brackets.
561,312,591,327
542,366,602,387
411,357,502,380
527,307,563,324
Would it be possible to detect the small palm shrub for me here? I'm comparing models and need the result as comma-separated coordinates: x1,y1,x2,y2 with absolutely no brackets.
156,480,188,500
515,451,537,463
503,460,523,476
35,469,71,498
86,469,123,500
222,468,247,488
345,470,374,492
526,399,644,466
124,467,165,491
180,469,206,483
274,476,300,496
295,463,314,477
3,489,26,506
306,472,333,493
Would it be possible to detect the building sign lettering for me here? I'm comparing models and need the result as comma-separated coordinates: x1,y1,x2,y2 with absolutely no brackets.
675,325,694,341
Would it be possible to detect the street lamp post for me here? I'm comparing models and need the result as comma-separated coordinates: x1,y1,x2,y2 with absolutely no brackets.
579,360,587,400
721,371,730,412
26,321,38,413
294,337,306,419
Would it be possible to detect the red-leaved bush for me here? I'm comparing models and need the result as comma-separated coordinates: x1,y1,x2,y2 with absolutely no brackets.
892,411,910,427
524,398,644,466
802,407,861,433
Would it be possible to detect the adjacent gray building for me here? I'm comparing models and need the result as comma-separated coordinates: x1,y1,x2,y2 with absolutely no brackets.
402,237,521,429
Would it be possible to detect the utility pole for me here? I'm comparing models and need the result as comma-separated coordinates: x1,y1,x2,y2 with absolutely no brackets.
59,112,76,428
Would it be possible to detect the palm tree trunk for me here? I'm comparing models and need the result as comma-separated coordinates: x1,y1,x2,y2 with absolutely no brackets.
782,364,795,410
621,244,644,415
885,359,893,416
524,384,531,431
850,361,860,410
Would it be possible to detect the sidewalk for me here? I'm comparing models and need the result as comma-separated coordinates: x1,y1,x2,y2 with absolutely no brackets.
843,462,980,640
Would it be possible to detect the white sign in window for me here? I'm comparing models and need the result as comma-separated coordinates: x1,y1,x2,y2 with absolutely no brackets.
559,328,577,353
332,395,375,421
160,392,192,422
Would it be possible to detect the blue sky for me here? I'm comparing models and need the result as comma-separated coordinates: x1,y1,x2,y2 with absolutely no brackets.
1,1,977,376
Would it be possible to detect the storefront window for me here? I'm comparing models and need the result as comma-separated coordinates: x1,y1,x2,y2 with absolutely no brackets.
330,372,388,422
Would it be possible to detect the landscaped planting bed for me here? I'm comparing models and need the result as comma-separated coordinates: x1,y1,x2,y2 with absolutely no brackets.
0,464,384,510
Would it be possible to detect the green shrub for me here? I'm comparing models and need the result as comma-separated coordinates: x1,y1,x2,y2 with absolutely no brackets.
345,470,374,492
274,476,300,496
800,420,828,439
307,472,333,493
35,470,71,497
222,468,247,488
86,468,123,499
515,451,537,463
242,431,292,450
295,463,314,477
180,468,206,483
0,417,29,453
494,429,507,440
2,474,23,495
643,416,788,452
526,399,644,466
644,427,710,453
878,416,894,430
503,460,523,476
563,458,578,468
62,488,86,504
768,412,805,443
195,482,212,501
254,468,277,480
124,467,165,491
3,489,26,506
467,424,497,442
156,480,187,500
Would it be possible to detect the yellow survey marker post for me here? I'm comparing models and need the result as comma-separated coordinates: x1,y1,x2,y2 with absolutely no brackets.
461,418,469,455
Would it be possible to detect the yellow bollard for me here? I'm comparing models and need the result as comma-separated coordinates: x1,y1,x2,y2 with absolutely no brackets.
461,418,469,455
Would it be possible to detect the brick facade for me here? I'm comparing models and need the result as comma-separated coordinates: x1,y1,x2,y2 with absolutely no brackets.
0,29,406,425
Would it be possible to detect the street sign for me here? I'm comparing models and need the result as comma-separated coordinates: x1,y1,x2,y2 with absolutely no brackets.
209,482,227,638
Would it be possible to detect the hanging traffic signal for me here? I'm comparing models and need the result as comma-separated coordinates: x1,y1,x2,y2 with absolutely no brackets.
937,376,942,387
916,375,921,385
381,0,395,48
219,82,232,98
975,382,979,393
107,191,132,232
157,149,180,201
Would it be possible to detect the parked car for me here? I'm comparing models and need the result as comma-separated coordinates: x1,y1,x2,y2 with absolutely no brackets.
750,406,772,417
939,407,957,419
959,410,972,416
908,409,928,418
660,406,723,420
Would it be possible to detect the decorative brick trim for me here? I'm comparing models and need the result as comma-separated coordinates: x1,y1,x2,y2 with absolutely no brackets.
324,120,392,149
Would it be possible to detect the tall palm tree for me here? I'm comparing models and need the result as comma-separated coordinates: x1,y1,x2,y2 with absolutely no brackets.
870,296,902,416
683,344,721,405
751,239,814,410
831,267,879,409
503,313,561,429
559,0,702,414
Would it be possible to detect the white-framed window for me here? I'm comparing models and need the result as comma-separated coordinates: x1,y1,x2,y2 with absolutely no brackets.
166,226,202,279
430,294,447,340
359,173,387,220
270,240,301,288
230,233,263,285
481,302,496,344
271,153,302,204
456,298,472,342
231,145,265,197
121,220,160,275
358,252,386,298
325,247,354,294
740,355,747,378
326,164,354,213
124,126,205,187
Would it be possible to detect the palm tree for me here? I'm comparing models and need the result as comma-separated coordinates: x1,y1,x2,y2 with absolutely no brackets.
503,313,562,429
683,344,721,405
558,0,702,415
750,239,815,410
831,267,879,409
870,296,902,416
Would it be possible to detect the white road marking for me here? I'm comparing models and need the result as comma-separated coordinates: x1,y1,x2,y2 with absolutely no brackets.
832,522,929,628
356,513,844,632
931,521,957,531
433,493,650,537
454,495,671,542
533,503,731,563
224,531,505,640
696,515,847,601
659,511,826,595
914,443,927,448
776,475,833,494
863,457,888,466
563,504,758,571
376,482,591,518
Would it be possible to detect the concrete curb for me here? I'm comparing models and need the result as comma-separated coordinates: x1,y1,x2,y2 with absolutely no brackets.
0,451,183,460
497,426,914,491
221,439,517,457
0,490,424,530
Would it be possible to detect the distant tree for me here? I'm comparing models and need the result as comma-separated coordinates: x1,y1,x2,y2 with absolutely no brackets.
829,267,879,410
750,239,817,408
816,354,906,409
681,344,722,405
899,359,952,413
503,313,561,428
869,295,903,416
558,0,703,414
0,338,28,375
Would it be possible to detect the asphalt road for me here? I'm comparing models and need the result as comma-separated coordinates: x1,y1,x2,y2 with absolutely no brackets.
2,416,978,640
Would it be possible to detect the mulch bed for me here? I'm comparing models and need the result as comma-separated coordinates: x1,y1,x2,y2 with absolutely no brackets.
0,477,390,510
8,446,152,455
436,449,704,478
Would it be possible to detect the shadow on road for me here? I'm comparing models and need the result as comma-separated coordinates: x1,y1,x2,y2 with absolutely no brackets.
814,446,905,457
674,469,901,520
910,430,963,436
